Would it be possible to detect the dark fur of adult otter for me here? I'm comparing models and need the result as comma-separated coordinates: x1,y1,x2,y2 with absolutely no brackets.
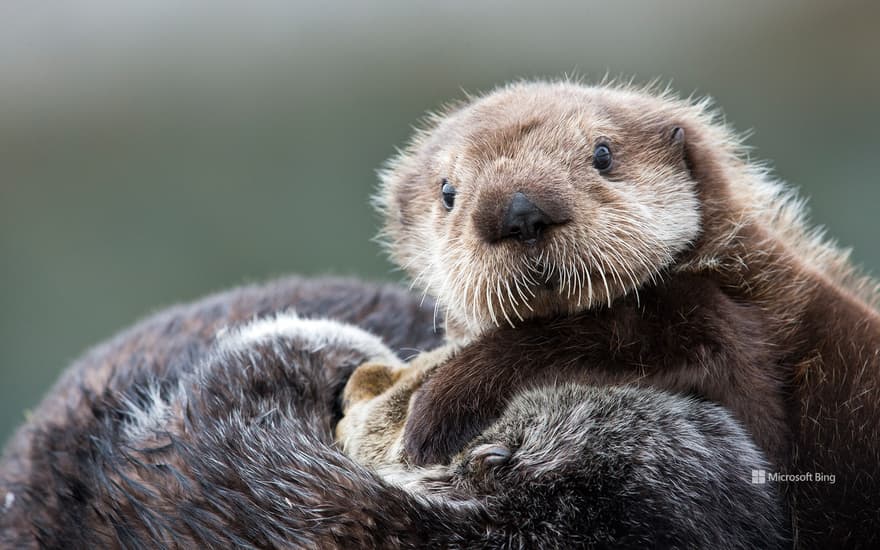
0,278,442,547
374,80,880,546
1,278,785,548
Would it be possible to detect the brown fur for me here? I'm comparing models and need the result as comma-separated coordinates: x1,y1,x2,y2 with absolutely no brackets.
0,277,447,547
338,347,453,468
371,80,880,547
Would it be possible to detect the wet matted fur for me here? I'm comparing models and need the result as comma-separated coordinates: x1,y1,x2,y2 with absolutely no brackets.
2,290,785,548
0,277,445,548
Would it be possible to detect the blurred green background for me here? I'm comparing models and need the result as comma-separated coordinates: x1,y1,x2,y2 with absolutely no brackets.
2,0,878,444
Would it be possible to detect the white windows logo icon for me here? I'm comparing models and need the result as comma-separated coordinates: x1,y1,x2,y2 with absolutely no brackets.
751,470,767,484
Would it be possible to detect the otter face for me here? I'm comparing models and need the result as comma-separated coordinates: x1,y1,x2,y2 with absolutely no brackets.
378,82,704,334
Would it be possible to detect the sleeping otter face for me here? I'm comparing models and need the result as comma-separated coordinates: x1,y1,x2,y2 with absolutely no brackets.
378,82,706,334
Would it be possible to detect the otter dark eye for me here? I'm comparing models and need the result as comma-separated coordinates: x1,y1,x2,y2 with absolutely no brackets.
441,179,456,211
593,144,612,172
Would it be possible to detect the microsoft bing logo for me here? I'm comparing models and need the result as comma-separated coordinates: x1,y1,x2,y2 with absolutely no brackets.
749,470,835,484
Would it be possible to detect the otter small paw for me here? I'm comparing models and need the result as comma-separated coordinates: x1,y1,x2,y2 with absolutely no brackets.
341,362,402,413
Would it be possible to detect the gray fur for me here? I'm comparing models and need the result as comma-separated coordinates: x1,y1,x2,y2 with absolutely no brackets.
1,279,785,548
431,384,787,548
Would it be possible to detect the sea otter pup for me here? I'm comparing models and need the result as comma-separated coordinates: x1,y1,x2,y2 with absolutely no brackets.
2,296,784,548
366,80,880,546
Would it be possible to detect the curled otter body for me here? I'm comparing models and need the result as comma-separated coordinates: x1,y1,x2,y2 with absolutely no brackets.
2,285,784,548
375,80,880,546
0,278,445,548
339,355,786,549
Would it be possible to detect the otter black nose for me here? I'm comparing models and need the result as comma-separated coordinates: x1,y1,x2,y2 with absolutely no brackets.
499,192,556,243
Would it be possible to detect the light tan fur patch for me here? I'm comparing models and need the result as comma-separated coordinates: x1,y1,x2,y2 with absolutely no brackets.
336,346,455,468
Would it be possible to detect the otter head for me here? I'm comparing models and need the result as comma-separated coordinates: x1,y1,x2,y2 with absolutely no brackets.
377,81,733,336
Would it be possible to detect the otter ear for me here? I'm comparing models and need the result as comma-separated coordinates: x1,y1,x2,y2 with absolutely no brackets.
666,124,693,172
671,126,686,146
471,443,512,472
671,119,731,194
